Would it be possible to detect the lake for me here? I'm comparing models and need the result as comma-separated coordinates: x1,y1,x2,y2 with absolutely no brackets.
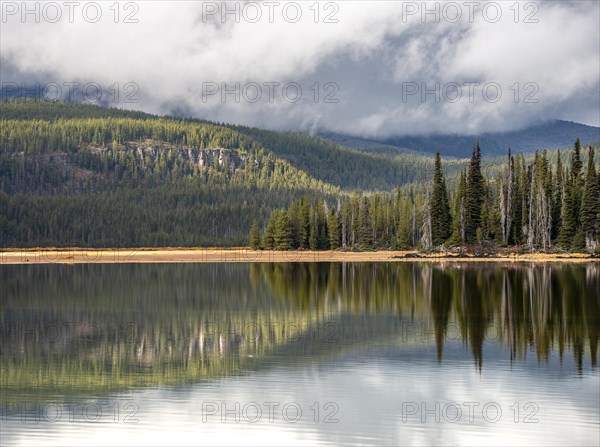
1,262,598,446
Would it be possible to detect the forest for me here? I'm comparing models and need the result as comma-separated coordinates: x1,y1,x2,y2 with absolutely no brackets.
1,99,598,252
251,141,600,254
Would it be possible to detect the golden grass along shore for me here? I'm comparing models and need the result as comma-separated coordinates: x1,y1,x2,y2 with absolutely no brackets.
0,248,596,264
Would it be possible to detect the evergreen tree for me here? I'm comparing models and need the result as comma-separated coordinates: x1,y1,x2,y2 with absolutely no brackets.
358,196,373,250
580,147,599,252
429,152,452,246
397,195,412,249
315,198,329,249
519,157,530,245
450,170,467,245
248,219,261,249
558,170,576,249
298,196,310,248
571,138,583,181
350,192,361,246
551,151,564,241
340,201,350,248
372,194,385,247
263,210,278,250
274,209,293,250
465,142,484,243
308,207,318,249
570,139,585,241
571,227,586,252
499,149,515,245
327,208,341,249
512,156,524,243
287,201,300,249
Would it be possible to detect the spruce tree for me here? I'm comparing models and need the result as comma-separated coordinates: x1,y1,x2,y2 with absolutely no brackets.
308,207,318,249
340,201,350,248
350,192,361,246
288,201,300,249
570,139,585,238
580,147,599,252
551,151,564,241
315,199,329,249
358,196,373,250
558,170,576,249
519,158,530,245
327,208,341,249
274,209,293,250
571,138,583,181
248,219,261,249
298,196,310,248
430,152,452,246
465,142,484,243
512,156,524,243
450,170,467,245
500,149,515,245
397,196,412,249
372,194,385,247
263,210,278,250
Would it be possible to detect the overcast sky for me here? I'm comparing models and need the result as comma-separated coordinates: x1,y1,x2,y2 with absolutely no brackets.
1,1,599,137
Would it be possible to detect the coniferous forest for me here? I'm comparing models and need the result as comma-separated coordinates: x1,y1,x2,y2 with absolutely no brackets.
252,142,600,253
1,99,599,252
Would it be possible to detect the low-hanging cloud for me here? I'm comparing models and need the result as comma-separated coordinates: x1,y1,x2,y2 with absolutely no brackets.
1,0,598,137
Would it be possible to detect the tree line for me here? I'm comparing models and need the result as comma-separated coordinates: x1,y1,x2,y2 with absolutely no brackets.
250,140,600,253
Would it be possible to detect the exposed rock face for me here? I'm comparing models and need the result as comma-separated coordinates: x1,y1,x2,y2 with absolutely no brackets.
127,144,250,171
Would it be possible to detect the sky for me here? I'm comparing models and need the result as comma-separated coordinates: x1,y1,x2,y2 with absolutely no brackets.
1,0,599,137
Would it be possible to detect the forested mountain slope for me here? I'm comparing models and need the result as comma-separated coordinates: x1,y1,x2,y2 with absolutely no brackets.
0,100,341,246
1,100,597,249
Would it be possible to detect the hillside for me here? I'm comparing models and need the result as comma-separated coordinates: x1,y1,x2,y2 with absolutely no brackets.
1,99,597,250
0,100,342,247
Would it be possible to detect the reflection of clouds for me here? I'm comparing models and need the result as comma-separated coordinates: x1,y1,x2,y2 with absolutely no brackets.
3,343,598,446
2,263,598,445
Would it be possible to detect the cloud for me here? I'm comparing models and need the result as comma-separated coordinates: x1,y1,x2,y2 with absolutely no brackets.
1,1,598,136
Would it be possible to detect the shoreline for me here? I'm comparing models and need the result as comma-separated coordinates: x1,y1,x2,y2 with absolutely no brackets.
0,248,597,264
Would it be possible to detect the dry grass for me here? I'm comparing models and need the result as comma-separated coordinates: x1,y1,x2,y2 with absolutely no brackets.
0,248,596,264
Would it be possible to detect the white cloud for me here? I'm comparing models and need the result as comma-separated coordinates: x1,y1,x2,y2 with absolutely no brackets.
1,1,598,136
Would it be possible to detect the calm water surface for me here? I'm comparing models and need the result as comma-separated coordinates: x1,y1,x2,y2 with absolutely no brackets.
1,262,598,446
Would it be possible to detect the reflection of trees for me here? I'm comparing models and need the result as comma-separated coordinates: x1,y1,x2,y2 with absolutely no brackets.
1,264,331,394
430,266,452,364
496,264,598,373
257,262,599,371
1,262,597,395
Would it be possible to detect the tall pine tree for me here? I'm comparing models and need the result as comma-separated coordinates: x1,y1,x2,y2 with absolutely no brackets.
263,210,278,250
558,169,576,249
581,146,599,252
465,142,484,243
328,208,341,249
274,209,293,250
551,151,564,241
430,152,452,246
358,196,373,250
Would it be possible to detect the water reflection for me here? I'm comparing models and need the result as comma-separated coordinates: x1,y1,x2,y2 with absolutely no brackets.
259,262,599,369
1,262,597,397
1,262,599,446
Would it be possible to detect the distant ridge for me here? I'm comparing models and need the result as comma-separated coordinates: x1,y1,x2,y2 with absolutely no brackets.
322,120,600,158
